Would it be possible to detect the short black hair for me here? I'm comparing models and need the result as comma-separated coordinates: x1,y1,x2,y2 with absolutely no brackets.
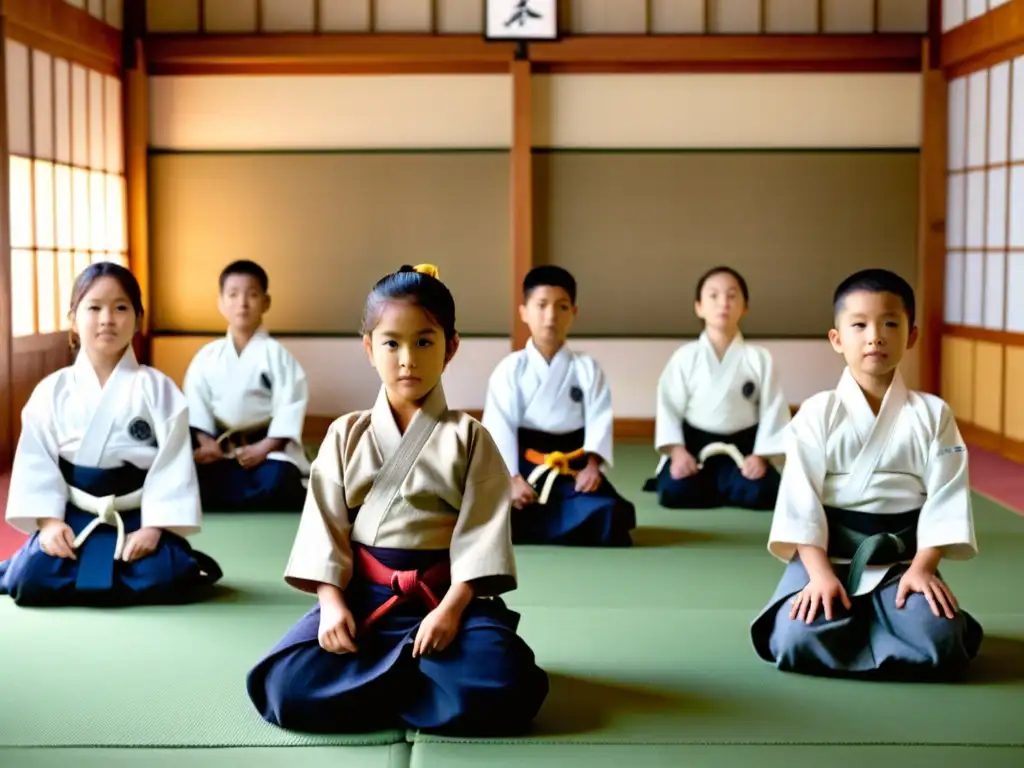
219,260,268,293
523,265,577,305
833,268,916,327
695,266,749,304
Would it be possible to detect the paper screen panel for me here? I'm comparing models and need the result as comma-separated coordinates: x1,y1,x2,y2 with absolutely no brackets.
571,0,647,34
9,156,33,250
764,0,818,33
34,161,56,250
71,65,88,168
54,59,71,165
709,0,761,32
6,40,31,157
375,0,432,31
966,70,988,168
1007,254,1024,332
33,51,54,160
944,251,965,324
437,0,484,32
319,0,370,30
11,250,37,337
983,251,1005,330
204,0,257,32
651,0,705,32
262,0,315,32
988,61,1010,164
89,70,105,170
961,251,984,327
36,250,58,334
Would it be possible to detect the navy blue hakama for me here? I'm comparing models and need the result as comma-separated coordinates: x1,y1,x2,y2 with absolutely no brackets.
644,422,779,511
513,428,635,547
0,459,222,607
246,545,550,735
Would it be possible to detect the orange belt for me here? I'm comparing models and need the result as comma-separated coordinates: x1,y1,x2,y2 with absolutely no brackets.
355,547,451,635
524,448,585,505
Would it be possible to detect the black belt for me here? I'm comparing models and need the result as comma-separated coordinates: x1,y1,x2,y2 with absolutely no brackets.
825,506,919,593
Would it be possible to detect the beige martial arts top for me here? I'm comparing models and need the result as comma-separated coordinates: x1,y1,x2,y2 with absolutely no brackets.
283,383,517,597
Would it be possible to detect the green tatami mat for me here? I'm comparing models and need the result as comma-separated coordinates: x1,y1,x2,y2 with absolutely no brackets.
1,444,1022,760
0,746,410,768
409,745,1024,768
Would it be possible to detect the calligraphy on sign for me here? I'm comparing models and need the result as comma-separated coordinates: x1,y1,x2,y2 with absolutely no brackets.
484,0,558,41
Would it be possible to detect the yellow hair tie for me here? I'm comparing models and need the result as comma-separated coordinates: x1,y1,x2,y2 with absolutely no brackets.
413,264,439,279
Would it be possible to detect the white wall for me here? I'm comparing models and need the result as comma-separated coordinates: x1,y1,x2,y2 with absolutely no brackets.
151,335,918,418
147,68,924,419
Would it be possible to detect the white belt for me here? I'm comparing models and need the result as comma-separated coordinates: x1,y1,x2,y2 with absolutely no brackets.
696,442,746,470
68,486,143,561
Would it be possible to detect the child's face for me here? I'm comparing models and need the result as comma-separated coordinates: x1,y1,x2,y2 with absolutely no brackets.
694,272,747,332
72,276,137,358
519,285,576,347
828,290,917,379
218,274,269,332
363,300,457,405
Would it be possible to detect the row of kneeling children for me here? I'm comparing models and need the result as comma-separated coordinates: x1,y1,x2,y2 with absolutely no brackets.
0,259,983,736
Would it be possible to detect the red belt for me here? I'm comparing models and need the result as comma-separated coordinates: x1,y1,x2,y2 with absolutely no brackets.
355,547,451,634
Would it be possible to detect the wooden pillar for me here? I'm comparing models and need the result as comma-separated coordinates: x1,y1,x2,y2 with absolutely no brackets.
124,0,150,362
510,57,533,351
917,38,947,396
0,12,15,471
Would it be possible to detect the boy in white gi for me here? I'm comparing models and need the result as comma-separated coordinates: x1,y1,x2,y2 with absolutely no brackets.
184,260,310,511
750,268,983,679
482,266,635,547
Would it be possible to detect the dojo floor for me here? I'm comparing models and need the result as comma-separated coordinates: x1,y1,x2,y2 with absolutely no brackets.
2,442,1023,767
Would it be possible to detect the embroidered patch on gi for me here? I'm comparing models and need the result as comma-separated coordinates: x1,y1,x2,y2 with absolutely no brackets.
741,380,756,400
260,372,273,390
938,444,967,456
569,386,584,403
128,418,153,442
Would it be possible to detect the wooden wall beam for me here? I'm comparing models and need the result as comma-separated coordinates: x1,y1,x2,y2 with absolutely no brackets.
144,33,923,76
510,58,533,352
146,33,516,75
943,325,1024,347
0,15,13,471
4,0,122,76
917,39,947,396
124,0,151,361
942,0,1024,77
529,33,923,72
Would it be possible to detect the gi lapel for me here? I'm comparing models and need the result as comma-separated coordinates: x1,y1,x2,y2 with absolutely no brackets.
221,328,267,426
698,331,746,413
75,348,141,467
359,383,446,538
835,368,907,506
521,340,572,424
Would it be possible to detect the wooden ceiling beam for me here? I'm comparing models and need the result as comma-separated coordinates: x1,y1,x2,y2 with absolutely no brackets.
3,0,121,76
942,0,1024,78
144,33,923,76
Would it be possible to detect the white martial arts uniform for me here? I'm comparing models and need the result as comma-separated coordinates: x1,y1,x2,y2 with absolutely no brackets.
767,366,977,595
183,327,310,476
483,339,613,476
6,346,201,536
1,347,220,607
482,339,634,546
653,331,791,472
750,366,983,678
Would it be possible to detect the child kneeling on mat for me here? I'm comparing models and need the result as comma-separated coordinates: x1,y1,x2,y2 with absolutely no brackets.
246,264,549,735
